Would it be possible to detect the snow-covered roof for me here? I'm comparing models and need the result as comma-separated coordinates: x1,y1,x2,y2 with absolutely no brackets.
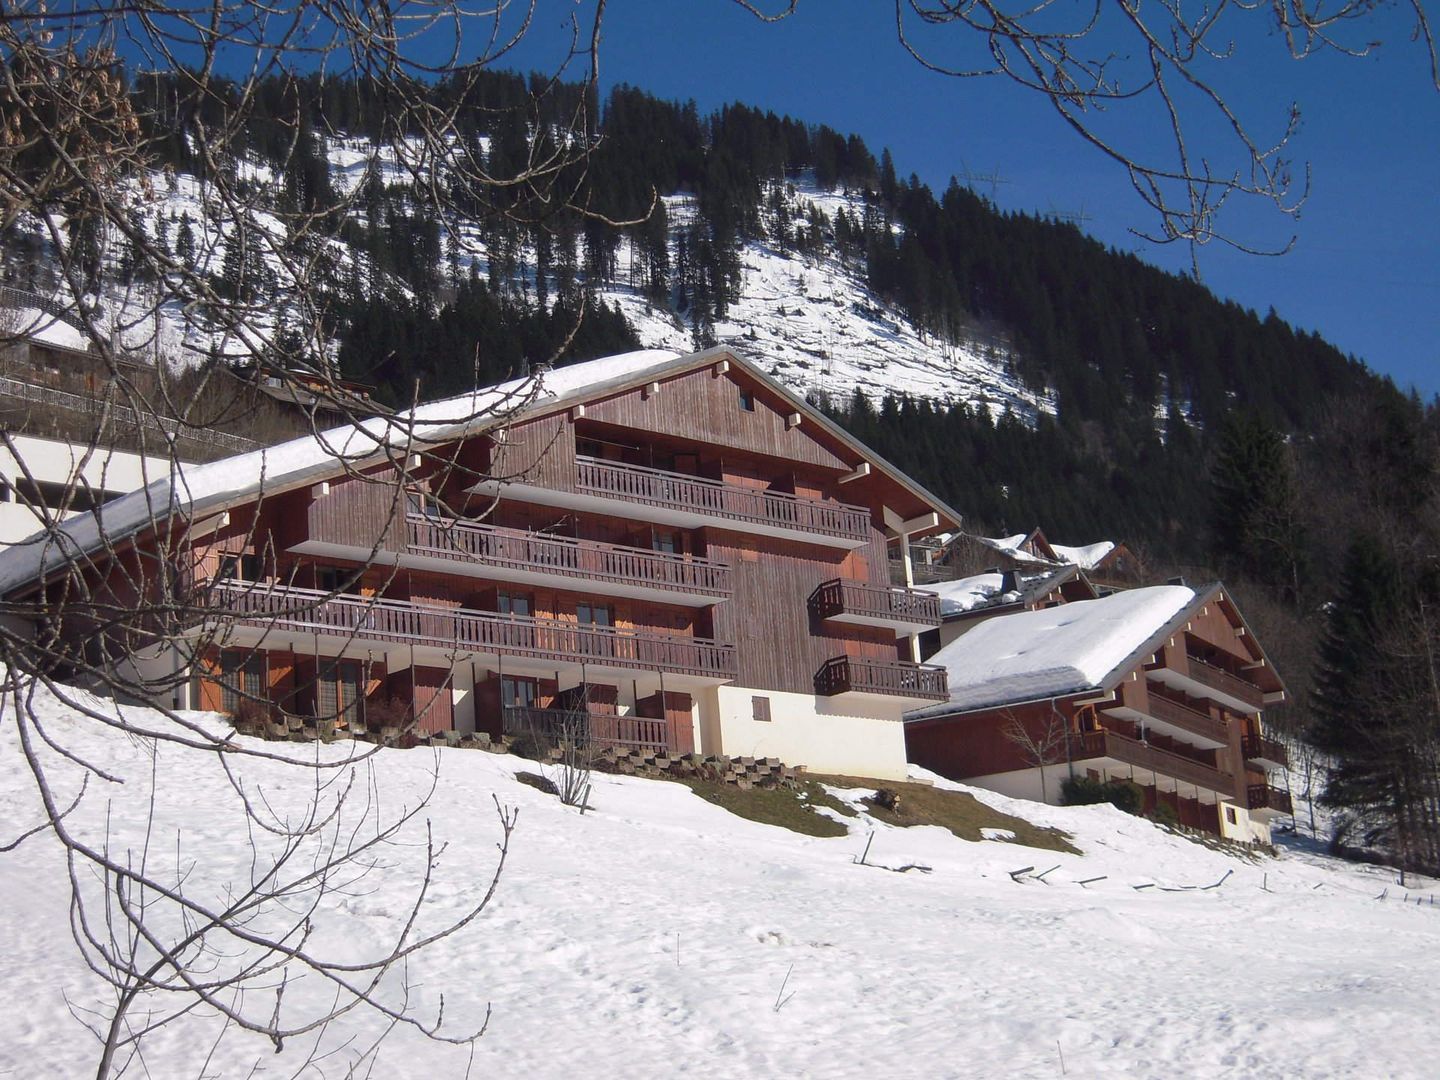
0,349,681,596
920,566,1081,619
974,532,1117,571
975,532,1056,567
1051,541,1115,571
922,573,1013,616
2,306,90,353
908,585,1199,719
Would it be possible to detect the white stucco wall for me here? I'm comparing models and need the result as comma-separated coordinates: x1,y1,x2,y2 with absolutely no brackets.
450,663,476,734
0,434,176,546
700,684,909,781
964,766,1054,804
1219,801,1272,845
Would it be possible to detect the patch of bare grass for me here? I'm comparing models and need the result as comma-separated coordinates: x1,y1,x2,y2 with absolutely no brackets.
669,776,852,838
814,775,1078,855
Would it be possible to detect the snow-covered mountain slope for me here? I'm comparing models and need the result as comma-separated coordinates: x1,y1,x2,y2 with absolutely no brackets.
13,140,1047,417
612,193,1049,416
5,681,1438,1079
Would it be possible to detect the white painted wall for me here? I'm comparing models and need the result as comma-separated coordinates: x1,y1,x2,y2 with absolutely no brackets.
1219,801,1273,845
964,766,1054,804
450,663,476,734
701,684,909,781
112,642,193,711
0,434,176,546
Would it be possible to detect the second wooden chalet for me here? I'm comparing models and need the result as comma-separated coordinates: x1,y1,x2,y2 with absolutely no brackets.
905,583,1294,842
0,348,960,781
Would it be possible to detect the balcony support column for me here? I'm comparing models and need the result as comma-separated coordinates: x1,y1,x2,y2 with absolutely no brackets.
897,529,922,662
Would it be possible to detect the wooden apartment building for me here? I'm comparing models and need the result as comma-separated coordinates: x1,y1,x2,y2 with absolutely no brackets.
906,583,1293,842
0,348,960,780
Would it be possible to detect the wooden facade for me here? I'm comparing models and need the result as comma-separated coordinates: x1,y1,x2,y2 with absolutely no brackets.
35,349,957,768
907,585,1292,839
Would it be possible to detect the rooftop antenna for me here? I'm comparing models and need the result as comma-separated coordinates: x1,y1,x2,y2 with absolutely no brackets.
957,161,1010,202
1045,203,1093,228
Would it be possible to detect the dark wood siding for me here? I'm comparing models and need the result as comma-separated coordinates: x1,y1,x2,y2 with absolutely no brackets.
579,367,848,470
706,525,900,694
306,467,407,553
490,414,572,492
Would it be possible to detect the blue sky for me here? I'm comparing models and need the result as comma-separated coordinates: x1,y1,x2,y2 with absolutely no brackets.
502,1,1439,398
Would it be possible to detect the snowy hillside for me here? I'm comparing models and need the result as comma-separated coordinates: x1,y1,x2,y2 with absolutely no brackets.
613,191,1049,415
21,138,1048,417
4,681,1439,1079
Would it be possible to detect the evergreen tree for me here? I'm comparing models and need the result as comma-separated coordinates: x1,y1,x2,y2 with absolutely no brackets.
1310,537,1438,874
1210,412,1307,602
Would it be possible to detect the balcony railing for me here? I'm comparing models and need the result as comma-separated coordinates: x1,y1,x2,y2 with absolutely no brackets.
1142,693,1229,746
503,705,669,755
1185,656,1265,710
1246,784,1293,816
1069,728,1235,796
575,456,871,542
405,514,732,598
809,578,942,628
1242,734,1290,770
208,581,736,680
814,654,948,700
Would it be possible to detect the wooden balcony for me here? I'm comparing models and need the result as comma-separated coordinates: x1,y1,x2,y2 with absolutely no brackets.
1139,693,1229,748
1069,728,1235,798
1242,734,1290,771
1185,656,1265,711
575,456,872,545
503,705,669,756
405,514,732,604
809,578,942,636
1246,783,1293,817
814,654,948,701
208,581,736,681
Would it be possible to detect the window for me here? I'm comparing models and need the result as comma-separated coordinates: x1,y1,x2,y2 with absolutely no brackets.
497,590,532,617
576,602,612,628
739,389,755,412
408,492,445,520
576,437,603,458
1225,806,1238,826
652,530,679,555
221,553,262,581
751,695,771,723
500,676,538,710
317,659,364,728
218,650,266,715
317,566,361,595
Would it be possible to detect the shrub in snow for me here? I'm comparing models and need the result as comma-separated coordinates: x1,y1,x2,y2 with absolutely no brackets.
1061,776,1144,815
1150,802,1181,828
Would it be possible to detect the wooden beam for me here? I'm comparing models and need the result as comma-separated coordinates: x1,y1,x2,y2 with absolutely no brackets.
837,462,871,484
894,511,939,535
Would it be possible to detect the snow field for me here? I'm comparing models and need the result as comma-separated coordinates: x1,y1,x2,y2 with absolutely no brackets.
3,680,1439,1078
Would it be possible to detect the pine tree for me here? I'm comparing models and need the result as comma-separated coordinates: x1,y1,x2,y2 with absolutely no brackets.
1210,412,1306,602
1308,537,1428,870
